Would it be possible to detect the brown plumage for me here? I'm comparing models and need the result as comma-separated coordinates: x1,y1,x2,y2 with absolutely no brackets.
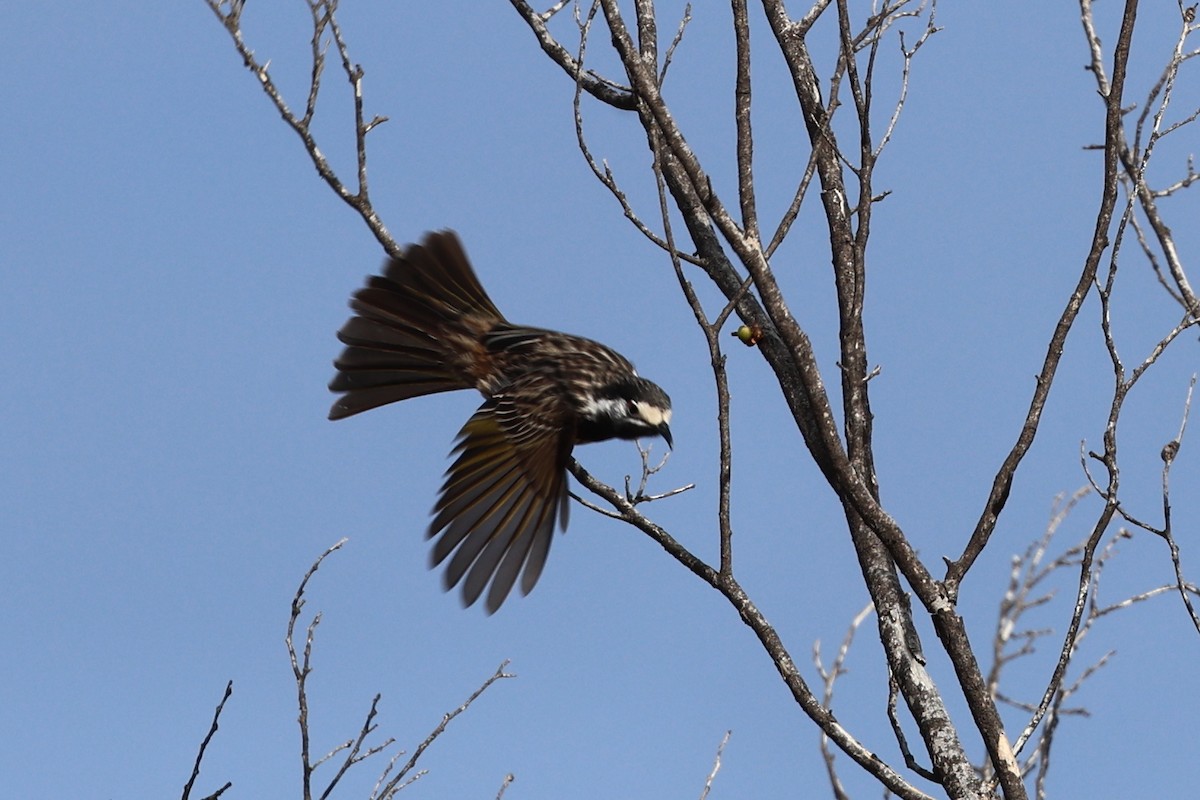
330,231,672,612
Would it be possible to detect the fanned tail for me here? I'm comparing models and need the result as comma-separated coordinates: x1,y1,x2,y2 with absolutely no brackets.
329,231,504,420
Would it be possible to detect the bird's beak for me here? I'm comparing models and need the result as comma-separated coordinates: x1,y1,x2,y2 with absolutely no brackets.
658,422,673,449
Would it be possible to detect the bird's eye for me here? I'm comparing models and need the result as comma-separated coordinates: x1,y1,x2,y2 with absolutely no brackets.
626,400,640,417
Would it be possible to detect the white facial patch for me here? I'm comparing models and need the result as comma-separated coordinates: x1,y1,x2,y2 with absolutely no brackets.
634,402,672,427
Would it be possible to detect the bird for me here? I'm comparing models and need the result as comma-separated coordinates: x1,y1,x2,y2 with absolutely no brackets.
329,231,673,613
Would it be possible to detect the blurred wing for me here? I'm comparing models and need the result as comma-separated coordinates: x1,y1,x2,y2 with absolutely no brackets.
428,392,572,613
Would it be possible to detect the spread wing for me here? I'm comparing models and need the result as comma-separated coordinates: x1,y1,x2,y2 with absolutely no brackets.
428,387,573,613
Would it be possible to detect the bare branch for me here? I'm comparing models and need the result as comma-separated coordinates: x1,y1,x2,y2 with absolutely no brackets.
284,540,513,799
288,538,347,800
569,2,705,265
977,491,1190,795
181,681,233,800
1155,375,1200,635
615,441,693,506
495,773,516,800
376,661,516,798
316,694,395,800
202,0,396,252
567,460,931,799
646,122,736,574
659,3,692,85
946,0,1141,594
508,0,637,108
813,603,875,798
697,730,731,800
202,1,1200,796
874,3,940,159
731,0,757,239
885,675,937,782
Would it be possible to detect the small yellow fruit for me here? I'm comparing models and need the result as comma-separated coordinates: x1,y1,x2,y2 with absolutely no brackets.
732,324,763,346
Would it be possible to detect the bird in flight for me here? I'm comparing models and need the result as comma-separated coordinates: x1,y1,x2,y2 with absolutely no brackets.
329,231,672,613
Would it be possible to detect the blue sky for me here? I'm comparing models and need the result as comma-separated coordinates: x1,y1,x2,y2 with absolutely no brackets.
3,3,1198,798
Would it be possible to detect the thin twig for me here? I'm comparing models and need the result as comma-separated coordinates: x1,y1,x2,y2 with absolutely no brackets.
569,1,704,265
1157,375,1200,634
813,603,874,799
698,730,731,800
945,0,1140,594
317,694,395,800
646,117,737,574
509,0,637,108
377,661,516,797
288,538,348,800
659,4,692,85
181,681,233,800
567,459,930,799
201,0,396,252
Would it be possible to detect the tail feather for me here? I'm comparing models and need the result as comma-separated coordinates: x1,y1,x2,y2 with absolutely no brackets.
329,231,505,420
351,280,450,331
331,364,460,392
383,232,503,322
329,381,465,420
334,317,439,354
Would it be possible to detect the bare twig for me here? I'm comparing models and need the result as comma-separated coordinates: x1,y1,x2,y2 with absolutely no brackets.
874,2,940,159
884,675,937,782
567,459,931,800
946,0,1140,591
568,1,705,265
697,730,731,800
288,539,348,800
553,2,986,792
509,0,637,108
646,119,737,574
1156,375,1200,634
624,442,686,503
316,694,396,800
202,0,396,253
1108,7,1200,316
981,493,1116,784
376,661,516,798
181,681,233,800
285,540,513,799
981,485,1193,795
813,603,875,799
659,4,692,85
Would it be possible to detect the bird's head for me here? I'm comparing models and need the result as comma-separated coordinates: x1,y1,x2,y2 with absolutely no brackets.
579,376,673,448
